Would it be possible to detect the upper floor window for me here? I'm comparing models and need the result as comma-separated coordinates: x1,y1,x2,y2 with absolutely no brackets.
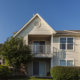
60,37,73,50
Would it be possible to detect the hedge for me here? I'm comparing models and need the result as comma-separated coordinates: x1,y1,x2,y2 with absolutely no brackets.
50,66,80,80
0,65,12,79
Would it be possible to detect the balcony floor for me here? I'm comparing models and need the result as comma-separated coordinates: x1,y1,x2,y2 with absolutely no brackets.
33,53,53,58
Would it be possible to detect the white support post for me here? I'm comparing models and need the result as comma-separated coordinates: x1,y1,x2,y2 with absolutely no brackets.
51,34,54,67
25,35,28,45
51,58,54,67
51,34,53,54
24,35,28,45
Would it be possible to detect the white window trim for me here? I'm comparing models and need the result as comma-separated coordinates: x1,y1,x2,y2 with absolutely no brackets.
59,58,74,66
59,37,74,51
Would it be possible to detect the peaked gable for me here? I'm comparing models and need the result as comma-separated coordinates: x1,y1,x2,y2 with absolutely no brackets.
13,13,56,38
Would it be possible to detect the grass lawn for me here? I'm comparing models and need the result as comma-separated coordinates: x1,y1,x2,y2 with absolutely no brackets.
9,77,52,80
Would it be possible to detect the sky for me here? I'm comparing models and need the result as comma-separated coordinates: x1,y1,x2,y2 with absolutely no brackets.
0,0,80,43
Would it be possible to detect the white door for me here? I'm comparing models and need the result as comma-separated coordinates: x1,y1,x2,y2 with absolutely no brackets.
39,62,46,76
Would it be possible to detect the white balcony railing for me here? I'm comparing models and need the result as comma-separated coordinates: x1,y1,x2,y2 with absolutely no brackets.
53,47,66,59
29,45,51,54
29,45,66,58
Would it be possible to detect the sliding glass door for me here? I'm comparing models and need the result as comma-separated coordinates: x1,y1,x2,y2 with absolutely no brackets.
33,41,45,53
33,62,39,75
33,61,46,76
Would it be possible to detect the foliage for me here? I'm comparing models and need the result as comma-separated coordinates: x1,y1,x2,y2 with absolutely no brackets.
0,65,12,79
0,44,2,47
51,66,79,80
0,37,33,75
0,44,2,53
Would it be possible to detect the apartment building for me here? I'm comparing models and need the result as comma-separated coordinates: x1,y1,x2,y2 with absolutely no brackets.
14,14,80,76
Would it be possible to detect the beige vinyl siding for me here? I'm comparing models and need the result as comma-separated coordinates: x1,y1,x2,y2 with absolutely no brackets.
53,37,80,66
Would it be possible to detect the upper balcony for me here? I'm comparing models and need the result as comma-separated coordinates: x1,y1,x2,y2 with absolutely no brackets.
29,44,66,58
29,45,53,58
28,35,53,58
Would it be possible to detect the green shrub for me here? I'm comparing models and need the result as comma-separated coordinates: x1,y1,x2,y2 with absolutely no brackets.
0,65,12,79
77,68,80,80
51,66,79,80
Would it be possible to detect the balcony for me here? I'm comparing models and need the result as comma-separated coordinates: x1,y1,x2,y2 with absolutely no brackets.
29,45,52,58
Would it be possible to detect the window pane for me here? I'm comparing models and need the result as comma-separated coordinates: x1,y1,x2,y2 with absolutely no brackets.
67,44,73,49
67,38,73,43
60,38,66,43
33,62,39,75
60,44,66,49
60,60,66,66
67,60,73,66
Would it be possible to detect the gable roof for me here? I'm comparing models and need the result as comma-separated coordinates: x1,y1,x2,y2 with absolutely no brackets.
13,13,56,37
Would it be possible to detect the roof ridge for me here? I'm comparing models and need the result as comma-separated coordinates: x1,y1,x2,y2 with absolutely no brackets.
64,30,80,33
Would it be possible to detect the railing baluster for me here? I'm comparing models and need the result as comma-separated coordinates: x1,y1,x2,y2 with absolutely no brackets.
29,45,52,54
53,47,66,59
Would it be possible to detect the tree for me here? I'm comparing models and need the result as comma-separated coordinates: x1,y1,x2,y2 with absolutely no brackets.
0,44,2,52
0,37,33,75
0,44,2,47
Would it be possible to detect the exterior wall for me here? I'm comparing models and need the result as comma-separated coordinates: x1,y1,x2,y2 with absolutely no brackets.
53,37,80,66
15,16,53,37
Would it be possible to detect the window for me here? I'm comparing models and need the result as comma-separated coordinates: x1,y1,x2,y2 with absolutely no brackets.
60,60,66,66
67,38,73,49
60,60,74,66
60,37,73,50
67,60,73,66
60,38,66,49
